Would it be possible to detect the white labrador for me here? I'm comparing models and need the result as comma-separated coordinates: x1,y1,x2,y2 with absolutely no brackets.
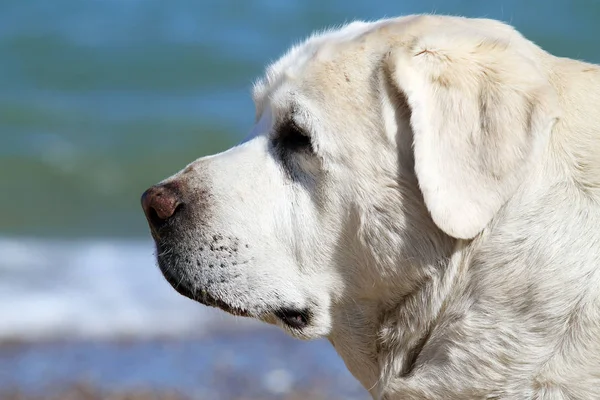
141,14,600,399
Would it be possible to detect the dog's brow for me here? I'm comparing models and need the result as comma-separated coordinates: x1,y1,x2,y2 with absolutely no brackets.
270,103,300,138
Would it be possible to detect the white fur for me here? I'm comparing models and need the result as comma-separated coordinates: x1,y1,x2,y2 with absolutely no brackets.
150,15,600,399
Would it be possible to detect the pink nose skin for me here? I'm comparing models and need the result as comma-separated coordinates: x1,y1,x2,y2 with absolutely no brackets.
141,184,182,229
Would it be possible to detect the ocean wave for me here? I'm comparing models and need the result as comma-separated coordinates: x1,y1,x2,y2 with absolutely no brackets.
0,237,260,341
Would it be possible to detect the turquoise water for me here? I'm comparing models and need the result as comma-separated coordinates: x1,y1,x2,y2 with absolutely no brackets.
3,0,600,238
1,1,600,397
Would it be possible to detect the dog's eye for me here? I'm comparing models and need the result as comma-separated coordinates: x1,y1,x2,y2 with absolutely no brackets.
276,121,312,152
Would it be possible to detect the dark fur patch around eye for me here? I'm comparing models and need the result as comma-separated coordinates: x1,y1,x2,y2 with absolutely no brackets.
275,120,312,152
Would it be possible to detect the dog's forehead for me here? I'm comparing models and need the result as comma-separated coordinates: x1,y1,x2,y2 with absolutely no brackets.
252,19,398,117
250,14,524,120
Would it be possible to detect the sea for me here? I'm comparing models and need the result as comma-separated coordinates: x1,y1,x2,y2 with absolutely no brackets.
2,0,600,398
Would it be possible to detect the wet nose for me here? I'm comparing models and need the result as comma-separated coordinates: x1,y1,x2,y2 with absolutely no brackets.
141,183,182,229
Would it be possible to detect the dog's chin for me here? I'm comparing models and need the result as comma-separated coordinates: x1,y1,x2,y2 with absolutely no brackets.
156,259,250,317
189,287,313,335
155,255,315,337
192,288,253,318
171,279,313,333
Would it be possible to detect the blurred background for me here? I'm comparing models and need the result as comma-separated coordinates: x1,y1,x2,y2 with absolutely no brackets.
1,0,599,399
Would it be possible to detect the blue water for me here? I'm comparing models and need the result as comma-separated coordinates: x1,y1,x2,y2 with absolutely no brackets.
2,0,600,397
0,335,365,399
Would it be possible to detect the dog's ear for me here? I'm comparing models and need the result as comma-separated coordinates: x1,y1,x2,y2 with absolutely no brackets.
386,28,559,239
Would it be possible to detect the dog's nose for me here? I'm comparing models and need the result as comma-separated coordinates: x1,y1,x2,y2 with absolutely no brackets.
141,184,182,229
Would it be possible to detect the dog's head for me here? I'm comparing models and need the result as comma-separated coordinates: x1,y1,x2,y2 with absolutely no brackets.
141,14,558,365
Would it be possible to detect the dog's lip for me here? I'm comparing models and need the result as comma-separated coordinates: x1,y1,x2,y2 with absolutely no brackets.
193,287,311,328
156,254,309,326
274,307,310,330
195,290,251,317
191,290,312,328
157,264,251,317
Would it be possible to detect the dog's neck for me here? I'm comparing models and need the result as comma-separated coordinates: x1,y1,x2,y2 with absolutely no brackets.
376,240,472,392
328,238,473,399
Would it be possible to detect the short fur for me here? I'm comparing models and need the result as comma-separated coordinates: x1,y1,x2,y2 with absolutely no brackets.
144,15,600,399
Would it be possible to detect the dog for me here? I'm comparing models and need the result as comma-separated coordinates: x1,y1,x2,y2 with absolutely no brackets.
141,14,600,399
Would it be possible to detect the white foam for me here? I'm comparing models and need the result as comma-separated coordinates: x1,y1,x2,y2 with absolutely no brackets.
0,237,260,340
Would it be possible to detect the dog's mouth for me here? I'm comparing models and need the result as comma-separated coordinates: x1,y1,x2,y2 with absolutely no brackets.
158,260,311,328
195,290,251,318
155,244,312,331
177,284,311,330
274,308,311,330
196,294,311,331
196,293,311,331
156,262,249,318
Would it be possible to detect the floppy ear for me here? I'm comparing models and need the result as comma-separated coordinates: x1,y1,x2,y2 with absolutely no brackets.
386,31,559,239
